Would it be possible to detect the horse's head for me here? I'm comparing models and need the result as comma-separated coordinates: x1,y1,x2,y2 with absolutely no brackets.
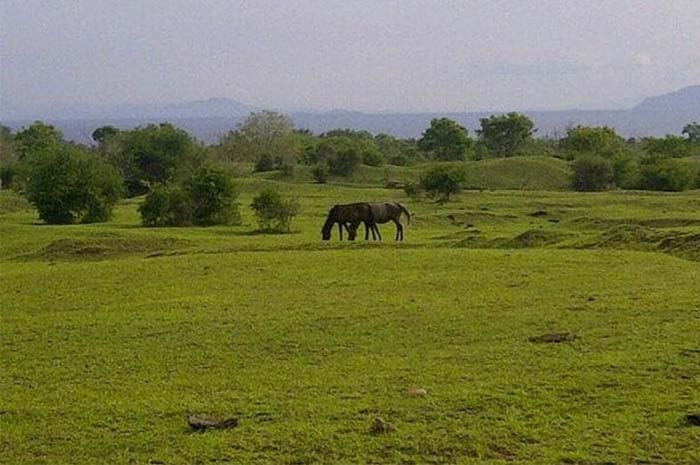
321,206,337,240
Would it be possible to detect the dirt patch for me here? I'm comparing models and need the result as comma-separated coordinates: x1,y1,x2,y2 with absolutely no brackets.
574,225,700,261
18,235,192,261
570,217,700,230
501,230,569,248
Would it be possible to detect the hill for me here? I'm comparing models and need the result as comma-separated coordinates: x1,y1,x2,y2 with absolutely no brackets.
3,86,699,143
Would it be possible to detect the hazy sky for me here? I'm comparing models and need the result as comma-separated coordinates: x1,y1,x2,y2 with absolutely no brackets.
1,0,699,115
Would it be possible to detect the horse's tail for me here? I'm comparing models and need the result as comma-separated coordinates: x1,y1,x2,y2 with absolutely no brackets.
396,202,411,225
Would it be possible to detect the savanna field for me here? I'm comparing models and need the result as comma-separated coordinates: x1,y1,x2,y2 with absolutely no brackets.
1,161,700,464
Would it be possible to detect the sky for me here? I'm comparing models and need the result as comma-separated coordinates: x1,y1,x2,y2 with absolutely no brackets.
1,0,699,116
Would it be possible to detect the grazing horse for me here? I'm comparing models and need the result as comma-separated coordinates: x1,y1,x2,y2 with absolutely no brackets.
321,203,374,241
367,202,411,241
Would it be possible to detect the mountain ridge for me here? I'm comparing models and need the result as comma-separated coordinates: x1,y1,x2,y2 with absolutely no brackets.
2,86,698,142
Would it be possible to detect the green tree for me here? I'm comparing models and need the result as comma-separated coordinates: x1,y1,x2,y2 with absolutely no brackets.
0,126,17,189
418,118,472,161
250,188,301,233
375,134,421,166
638,158,693,192
643,135,693,158
186,165,240,226
114,123,203,196
24,144,123,224
477,112,535,157
571,155,614,191
217,111,301,172
14,122,63,161
91,126,120,145
559,126,628,159
682,122,700,144
313,136,363,177
420,165,466,201
322,128,374,140
139,184,193,227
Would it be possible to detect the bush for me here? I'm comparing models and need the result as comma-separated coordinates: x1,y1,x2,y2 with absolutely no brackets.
327,147,362,176
311,164,329,183
139,165,240,227
254,153,275,172
361,145,384,167
0,163,17,189
404,183,424,199
420,165,466,201
313,137,363,177
139,184,192,227
571,155,614,191
251,189,301,233
24,145,123,224
638,158,693,192
187,165,240,226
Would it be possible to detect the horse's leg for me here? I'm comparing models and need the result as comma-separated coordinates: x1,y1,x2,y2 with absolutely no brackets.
374,224,382,241
338,223,343,241
349,223,358,241
393,219,402,241
364,222,370,240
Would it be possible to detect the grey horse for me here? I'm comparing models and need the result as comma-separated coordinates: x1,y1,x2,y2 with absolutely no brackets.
366,202,411,241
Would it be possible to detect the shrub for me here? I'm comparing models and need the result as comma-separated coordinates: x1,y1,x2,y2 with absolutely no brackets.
361,144,384,167
638,158,693,192
139,184,192,227
24,145,123,224
0,163,17,189
313,137,363,177
187,165,240,226
327,147,362,176
311,164,329,183
139,165,240,227
254,153,275,172
251,189,301,233
420,165,466,201
404,183,424,199
571,155,614,191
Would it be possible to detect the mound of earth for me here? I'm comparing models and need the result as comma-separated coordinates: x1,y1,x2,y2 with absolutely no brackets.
19,235,192,261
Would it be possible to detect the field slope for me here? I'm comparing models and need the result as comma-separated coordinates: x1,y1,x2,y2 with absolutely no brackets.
1,186,700,464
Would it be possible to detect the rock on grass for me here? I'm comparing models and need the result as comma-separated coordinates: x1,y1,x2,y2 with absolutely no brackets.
187,415,238,431
370,417,397,435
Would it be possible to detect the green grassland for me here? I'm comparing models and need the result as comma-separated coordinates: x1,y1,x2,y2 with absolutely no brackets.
1,170,700,464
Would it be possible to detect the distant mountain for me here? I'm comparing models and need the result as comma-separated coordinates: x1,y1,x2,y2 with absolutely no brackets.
2,87,698,143
107,98,257,119
634,85,700,113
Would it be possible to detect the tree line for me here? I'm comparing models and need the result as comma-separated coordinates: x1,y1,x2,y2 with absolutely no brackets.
0,112,698,224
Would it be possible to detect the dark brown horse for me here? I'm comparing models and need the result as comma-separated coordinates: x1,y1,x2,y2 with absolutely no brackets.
366,202,411,241
321,203,374,241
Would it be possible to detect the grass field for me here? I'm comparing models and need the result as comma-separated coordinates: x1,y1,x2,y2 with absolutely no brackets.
1,177,700,464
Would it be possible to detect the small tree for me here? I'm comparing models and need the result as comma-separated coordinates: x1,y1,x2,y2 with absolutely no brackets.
139,184,193,227
187,165,240,226
24,145,123,224
420,165,466,201
314,137,363,177
311,163,329,183
571,155,614,191
251,189,301,233
638,158,693,192
682,122,700,144
560,126,628,159
112,123,203,197
418,118,472,161
643,135,693,158
477,113,535,157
